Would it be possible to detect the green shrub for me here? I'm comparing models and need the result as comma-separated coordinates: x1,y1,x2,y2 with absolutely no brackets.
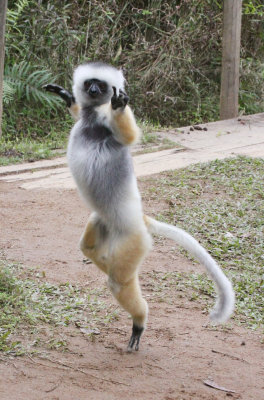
2,0,264,140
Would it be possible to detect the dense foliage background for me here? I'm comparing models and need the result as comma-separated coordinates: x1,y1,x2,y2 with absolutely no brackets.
2,0,264,141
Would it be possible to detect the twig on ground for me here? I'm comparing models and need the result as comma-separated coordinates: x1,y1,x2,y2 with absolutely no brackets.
211,349,250,364
203,379,237,394
26,355,131,386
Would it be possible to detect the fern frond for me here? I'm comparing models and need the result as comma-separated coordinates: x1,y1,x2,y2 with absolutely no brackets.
4,61,64,109
6,0,30,26
3,81,16,105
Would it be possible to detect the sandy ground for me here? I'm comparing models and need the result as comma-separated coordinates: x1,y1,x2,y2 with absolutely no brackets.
0,179,263,400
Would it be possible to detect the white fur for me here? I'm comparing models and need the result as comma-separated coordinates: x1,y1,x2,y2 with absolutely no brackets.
94,103,112,128
147,217,235,323
73,63,125,106
67,121,144,233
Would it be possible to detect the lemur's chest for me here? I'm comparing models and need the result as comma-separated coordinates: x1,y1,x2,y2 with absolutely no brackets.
68,124,128,175
67,122,133,208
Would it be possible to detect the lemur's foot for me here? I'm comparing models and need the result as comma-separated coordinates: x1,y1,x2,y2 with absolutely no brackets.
127,323,144,352
43,84,75,107
111,86,129,110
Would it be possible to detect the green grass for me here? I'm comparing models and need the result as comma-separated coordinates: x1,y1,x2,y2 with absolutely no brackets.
136,134,180,155
142,156,264,330
0,258,117,355
138,120,181,154
0,119,180,166
0,131,68,166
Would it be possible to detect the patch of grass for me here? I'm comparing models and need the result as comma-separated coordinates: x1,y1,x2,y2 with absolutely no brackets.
135,137,180,156
0,107,73,166
142,156,264,330
0,129,69,166
134,120,182,155
0,258,117,355
0,118,181,166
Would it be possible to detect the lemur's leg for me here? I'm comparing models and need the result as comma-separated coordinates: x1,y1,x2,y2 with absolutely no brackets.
43,84,80,121
80,213,108,274
113,274,148,352
107,231,151,351
111,87,141,145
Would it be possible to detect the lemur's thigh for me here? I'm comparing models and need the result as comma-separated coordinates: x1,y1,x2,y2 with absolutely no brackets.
80,213,98,249
108,231,151,326
80,213,108,274
109,231,151,282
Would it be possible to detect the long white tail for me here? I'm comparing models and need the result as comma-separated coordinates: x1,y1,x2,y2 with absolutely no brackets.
146,216,235,323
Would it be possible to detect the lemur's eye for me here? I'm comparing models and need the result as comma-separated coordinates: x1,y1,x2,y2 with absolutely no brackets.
98,82,107,92
84,80,92,90
83,79,107,93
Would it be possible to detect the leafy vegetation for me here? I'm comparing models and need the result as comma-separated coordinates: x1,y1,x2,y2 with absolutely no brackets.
142,157,264,330
4,62,62,109
0,127,69,165
1,0,264,151
0,257,117,355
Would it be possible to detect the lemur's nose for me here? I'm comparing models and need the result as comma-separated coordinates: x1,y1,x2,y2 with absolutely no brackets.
89,83,100,96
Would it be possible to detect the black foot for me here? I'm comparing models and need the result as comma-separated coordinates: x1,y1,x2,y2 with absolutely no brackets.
111,86,129,110
43,84,75,108
127,323,144,352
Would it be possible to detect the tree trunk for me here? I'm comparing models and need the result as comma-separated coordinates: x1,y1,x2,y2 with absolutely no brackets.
0,0,8,136
220,0,242,120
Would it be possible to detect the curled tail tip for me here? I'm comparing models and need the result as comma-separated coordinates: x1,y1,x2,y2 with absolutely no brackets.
209,309,233,324
209,288,235,324
145,215,236,324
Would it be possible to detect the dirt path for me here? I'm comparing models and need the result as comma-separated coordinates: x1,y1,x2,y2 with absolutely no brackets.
1,113,264,191
0,180,263,400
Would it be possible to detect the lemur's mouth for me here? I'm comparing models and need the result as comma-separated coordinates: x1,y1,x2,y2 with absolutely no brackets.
88,92,98,98
88,91,100,98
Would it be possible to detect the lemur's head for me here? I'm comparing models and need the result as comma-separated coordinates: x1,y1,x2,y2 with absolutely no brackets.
73,62,125,107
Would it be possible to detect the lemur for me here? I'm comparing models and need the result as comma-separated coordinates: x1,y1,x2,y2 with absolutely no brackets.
44,62,235,351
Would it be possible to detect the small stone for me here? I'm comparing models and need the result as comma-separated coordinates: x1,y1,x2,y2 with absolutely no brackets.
193,125,203,130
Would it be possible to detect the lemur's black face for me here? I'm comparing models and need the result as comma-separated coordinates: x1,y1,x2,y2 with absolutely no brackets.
83,78,111,105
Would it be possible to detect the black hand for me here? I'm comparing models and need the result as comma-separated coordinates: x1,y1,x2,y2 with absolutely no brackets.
43,84,75,108
111,86,129,110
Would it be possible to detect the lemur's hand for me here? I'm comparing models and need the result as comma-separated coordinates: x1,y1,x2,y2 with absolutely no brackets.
111,87,129,110
43,84,75,108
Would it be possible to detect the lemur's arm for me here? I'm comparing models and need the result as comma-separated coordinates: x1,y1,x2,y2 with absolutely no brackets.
44,84,141,145
43,84,80,121
110,87,141,146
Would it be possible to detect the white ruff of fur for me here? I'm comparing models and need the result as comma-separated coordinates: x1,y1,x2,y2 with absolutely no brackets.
73,63,125,106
